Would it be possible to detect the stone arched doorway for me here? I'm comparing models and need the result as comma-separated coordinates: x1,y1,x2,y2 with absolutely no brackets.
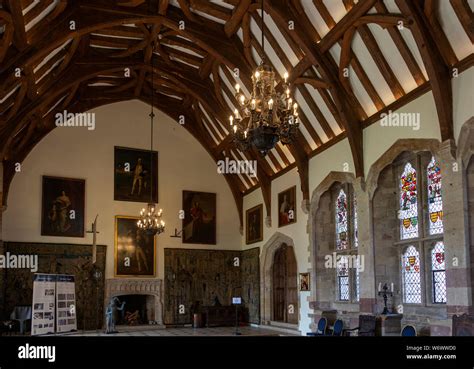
272,243,298,324
260,232,298,327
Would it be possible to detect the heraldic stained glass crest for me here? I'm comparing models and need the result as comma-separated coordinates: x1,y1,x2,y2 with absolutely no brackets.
431,241,447,303
400,163,418,240
427,157,443,235
402,245,421,303
336,189,348,250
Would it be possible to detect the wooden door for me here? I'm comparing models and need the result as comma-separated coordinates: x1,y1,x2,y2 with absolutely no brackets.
272,244,298,324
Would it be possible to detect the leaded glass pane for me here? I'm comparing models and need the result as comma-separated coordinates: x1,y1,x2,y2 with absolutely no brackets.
336,189,348,250
427,157,443,235
354,196,359,248
339,276,349,301
431,242,447,304
400,163,418,240
355,257,360,302
337,256,349,301
402,246,421,304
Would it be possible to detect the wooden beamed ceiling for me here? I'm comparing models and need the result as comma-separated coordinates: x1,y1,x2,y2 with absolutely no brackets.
0,0,473,225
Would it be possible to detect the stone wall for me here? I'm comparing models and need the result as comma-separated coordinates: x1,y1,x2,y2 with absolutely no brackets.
310,179,360,329
468,157,474,309
307,137,474,335
373,160,400,314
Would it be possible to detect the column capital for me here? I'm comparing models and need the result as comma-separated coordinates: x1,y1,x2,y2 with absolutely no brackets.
436,139,456,162
353,176,366,194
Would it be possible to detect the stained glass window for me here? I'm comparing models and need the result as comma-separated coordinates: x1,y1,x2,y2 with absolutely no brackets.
353,196,359,248
336,189,348,250
431,242,446,304
427,157,443,235
401,246,421,304
337,256,349,301
400,163,418,240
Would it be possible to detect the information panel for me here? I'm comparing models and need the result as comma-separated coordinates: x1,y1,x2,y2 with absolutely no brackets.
56,275,77,333
31,274,56,336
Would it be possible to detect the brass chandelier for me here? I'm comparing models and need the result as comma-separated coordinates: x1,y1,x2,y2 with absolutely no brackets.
230,1,299,155
137,54,165,236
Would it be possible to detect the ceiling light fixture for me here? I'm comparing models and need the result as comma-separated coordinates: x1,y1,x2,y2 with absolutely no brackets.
230,0,299,155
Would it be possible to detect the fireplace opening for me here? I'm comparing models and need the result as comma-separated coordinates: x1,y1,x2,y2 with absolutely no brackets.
116,295,154,325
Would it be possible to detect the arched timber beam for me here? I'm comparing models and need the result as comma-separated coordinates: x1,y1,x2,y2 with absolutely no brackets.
1,56,230,158
2,92,245,229
395,0,454,141
265,0,364,181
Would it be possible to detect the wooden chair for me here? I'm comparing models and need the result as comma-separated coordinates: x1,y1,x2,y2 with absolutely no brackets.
401,325,417,336
344,315,376,336
452,314,474,336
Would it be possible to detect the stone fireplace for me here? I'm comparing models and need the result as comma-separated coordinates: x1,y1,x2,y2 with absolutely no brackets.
104,279,164,326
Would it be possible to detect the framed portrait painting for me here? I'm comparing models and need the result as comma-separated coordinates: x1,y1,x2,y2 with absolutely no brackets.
115,216,156,277
246,204,263,245
114,146,158,203
278,186,297,227
299,273,310,292
41,176,85,237
182,191,216,245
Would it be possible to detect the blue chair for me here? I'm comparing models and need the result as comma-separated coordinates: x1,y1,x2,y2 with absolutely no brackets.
306,317,328,336
401,325,417,336
332,319,344,336
312,317,327,335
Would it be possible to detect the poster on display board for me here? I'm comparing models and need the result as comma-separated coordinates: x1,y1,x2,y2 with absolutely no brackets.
31,274,56,336
56,274,77,333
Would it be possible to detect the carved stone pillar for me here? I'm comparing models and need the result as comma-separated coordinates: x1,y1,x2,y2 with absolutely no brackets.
437,140,473,316
354,177,376,314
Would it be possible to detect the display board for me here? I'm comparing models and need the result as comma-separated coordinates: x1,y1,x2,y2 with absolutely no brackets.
56,275,77,333
31,274,56,336
31,274,77,335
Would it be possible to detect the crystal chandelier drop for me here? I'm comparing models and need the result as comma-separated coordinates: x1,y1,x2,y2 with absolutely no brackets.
137,55,165,236
229,2,299,156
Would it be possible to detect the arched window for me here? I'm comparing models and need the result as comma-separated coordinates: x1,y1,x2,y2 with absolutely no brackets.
336,189,348,250
401,246,421,304
400,163,418,240
427,157,443,235
334,187,359,302
337,256,349,301
431,242,446,303
395,154,445,306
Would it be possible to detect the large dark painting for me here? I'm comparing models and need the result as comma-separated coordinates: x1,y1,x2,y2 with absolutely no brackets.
182,191,216,245
114,146,158,203
278,186,297,227
41,176,85,237
246,204,263,244
115,216,155,277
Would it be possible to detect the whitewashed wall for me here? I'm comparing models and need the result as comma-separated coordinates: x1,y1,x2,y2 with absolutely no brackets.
2,100,242,279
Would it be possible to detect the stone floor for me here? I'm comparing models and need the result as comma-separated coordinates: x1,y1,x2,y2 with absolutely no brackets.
60,325,295,337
